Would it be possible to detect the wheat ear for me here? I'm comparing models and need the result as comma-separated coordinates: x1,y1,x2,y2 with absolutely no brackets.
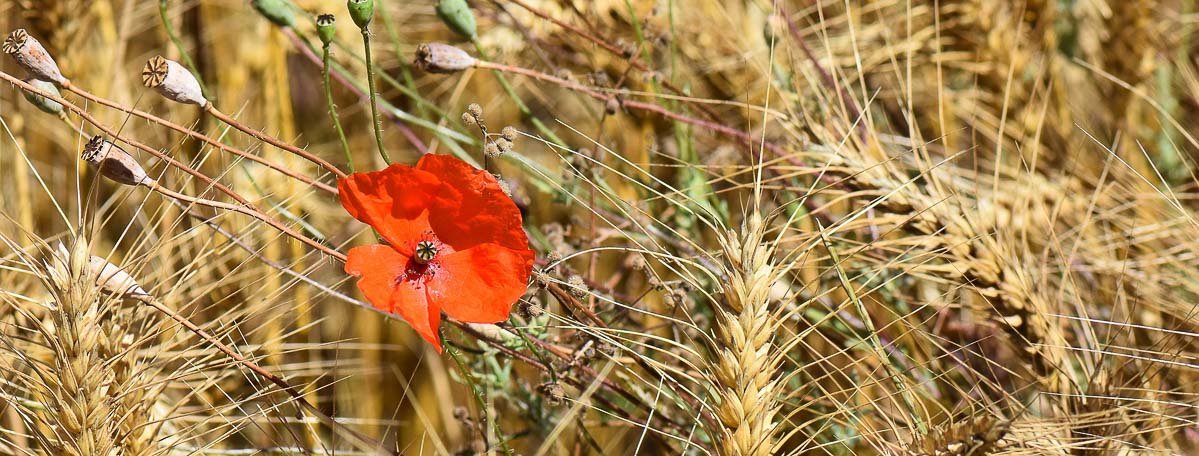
707,213,784,456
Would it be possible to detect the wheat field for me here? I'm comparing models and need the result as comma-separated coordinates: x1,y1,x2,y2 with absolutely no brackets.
1,0,1198,454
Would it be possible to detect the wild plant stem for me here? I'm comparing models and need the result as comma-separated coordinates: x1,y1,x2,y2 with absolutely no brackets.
205,104,348,179
323,43,354,173
446,340,514,456
361,29,391,164
158,0,209,99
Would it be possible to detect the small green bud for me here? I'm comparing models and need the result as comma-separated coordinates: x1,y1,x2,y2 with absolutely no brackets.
436,0,477,40
347,0,375,29
22,78,64,115
316,14,337,45
252,0,296,28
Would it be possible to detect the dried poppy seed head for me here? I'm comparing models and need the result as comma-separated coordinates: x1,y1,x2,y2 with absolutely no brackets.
414,241,437,264
22,78,63,115
82,136,154,187
45,242,148,297
3,29,67,85
142,55,207,107
316,14,337,45
414,43,476,73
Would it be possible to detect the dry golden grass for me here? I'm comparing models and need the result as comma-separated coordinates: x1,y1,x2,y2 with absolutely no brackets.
2,0,1199,454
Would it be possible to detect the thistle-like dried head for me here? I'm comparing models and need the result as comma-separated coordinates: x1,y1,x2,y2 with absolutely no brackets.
82,136,154,186
142,55,207,107
3,29,67,85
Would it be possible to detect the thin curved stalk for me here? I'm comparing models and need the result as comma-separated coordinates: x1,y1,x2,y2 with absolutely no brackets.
323,42,354,173
360,28,391,164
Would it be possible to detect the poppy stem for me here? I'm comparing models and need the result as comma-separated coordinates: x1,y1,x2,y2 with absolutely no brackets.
323,41,355,173
205,104,349,179
360,28,392,165
445,338,515,456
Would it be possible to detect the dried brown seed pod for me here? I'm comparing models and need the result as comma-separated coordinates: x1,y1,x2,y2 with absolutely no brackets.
467,103,483,120
414,43,477,73
45,242,148,297
81,136,154,187
3,29,67,85
142,55,207,107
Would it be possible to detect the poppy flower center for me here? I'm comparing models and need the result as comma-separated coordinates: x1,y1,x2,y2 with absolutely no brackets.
414,240,438,264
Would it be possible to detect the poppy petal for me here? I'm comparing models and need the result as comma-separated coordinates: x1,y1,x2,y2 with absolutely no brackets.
345,245,409,313
345,245,442,350
338,164,440,253
427,243,534,323
415,154,531,253
393,278,442,350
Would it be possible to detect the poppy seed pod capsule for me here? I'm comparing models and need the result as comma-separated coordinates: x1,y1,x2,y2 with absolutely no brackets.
3,29,67,86
347,0,374,29
22,78,64,115
414,241,437,264
142,55,208,108
90,255,148,296
81,136,154,187
435,0,477,40
415,43,476,73
252,0,296,28
316,14,337,45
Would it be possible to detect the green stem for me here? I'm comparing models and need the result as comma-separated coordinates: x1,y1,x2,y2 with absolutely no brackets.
323,43,354,173
446,338,514,456
361,28,391,164
158,0,209,99
377,0,429,120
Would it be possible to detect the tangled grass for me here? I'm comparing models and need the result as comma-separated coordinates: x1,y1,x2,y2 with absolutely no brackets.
2,0,1199,454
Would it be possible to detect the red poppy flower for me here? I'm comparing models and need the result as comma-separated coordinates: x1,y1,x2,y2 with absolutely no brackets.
339,154,535,352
